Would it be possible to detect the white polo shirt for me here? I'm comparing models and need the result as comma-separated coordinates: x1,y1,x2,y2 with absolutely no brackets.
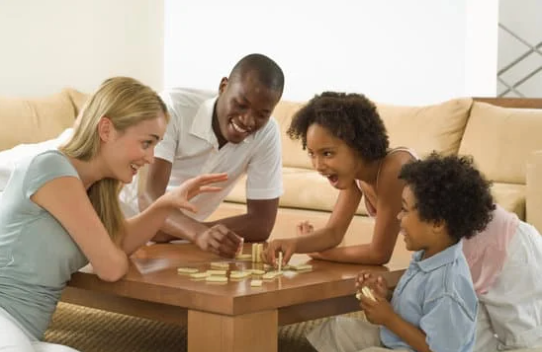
128,87,283,221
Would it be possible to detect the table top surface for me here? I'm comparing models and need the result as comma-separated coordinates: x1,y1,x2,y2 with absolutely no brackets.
69,242,412,316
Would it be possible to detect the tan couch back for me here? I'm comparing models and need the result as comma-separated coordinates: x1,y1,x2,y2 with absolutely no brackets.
272,97,474,170
459,101,542,184
0,89,80,152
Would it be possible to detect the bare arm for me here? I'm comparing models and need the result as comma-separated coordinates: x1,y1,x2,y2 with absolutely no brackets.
139,158,209,242
312,155,409,265
385,315,432,352
123,173,228,254
360,291,431,352
140,158,241,257
205,198,279,242
32,177,129,282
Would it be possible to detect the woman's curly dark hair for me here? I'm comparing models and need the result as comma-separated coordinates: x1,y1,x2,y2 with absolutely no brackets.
399,153,495,241
287,92,389,161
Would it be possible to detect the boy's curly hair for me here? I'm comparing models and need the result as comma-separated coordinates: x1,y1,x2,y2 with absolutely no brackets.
287,92,389,161
399,153,495,241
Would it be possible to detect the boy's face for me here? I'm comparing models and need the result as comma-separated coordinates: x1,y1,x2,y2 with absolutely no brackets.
306,123,364,190
397,186,439,253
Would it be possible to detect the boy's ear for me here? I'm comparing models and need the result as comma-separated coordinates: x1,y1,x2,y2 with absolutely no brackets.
432,219,446,233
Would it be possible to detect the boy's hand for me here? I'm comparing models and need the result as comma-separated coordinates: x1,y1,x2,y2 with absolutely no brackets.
356,271,389,300
359,293,396,326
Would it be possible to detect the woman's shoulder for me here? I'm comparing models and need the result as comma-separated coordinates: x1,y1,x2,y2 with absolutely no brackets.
379,148,417,180
21,150,78,183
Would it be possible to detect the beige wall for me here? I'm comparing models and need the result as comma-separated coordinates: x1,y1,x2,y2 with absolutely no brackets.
0,0,164,97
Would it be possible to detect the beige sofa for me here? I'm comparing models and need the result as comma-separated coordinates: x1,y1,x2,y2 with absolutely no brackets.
2,90,542,246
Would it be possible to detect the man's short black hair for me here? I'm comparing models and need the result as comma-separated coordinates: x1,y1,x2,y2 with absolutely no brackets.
399,153,495,241
287,92,389,161
229,53,285,95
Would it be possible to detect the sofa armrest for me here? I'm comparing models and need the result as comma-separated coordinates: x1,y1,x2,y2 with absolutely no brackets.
526,150,542,233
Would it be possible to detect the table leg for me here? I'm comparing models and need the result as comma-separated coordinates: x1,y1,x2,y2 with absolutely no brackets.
188,309,278,352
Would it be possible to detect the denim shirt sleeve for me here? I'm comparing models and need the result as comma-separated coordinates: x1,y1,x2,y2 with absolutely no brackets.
419,294,477,352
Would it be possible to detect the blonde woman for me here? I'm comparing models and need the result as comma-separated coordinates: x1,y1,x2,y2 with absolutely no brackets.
0,77,227,351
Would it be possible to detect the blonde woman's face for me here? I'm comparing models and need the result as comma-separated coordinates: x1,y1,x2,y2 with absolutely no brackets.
103,113,167,184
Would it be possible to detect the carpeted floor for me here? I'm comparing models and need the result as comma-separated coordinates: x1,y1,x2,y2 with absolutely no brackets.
44,302,364,352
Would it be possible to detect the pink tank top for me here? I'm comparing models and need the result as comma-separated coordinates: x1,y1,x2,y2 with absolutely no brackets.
462,204,519,294
356,147,419,217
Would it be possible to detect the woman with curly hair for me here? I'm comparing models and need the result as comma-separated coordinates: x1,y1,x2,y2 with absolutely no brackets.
306,154,493,352
263,92,417,265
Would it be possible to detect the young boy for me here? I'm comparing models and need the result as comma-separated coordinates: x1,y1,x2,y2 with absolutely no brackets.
307,153,495,352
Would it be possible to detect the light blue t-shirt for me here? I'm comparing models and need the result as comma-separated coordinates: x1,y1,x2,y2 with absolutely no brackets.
381,241,477,352
0,150,88,339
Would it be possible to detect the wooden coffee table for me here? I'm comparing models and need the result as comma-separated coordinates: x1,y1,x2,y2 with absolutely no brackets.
61,243,411,352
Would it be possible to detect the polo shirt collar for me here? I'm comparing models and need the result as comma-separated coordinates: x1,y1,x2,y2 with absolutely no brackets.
189,96,257,148
189,97,219,148
412,241,463,273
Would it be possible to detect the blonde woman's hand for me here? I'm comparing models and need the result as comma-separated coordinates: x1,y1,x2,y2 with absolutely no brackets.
165,173,228,212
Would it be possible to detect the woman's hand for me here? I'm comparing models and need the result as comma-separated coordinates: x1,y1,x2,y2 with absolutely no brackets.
262,239,297,267
163,173,228,212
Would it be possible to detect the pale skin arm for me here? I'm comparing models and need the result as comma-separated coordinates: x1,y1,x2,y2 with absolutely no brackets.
139,158,208,242
142,159,278,242
32,174,226,282
32,177,129,282
121,173,227,255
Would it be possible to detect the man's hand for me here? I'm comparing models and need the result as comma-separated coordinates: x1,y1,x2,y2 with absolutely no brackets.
262,239,297,266
356,271,389,300
195,224,242,258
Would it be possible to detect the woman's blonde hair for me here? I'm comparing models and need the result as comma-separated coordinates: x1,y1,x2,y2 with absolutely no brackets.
60,77,169,242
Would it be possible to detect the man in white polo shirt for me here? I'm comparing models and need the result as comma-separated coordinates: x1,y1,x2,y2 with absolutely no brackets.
139,53,285,258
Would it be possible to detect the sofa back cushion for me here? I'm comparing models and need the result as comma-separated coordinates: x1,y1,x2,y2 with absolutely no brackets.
273,97,473,169
458,102,542,184
378,98,473,157
0,90,77,151
272,100,312,169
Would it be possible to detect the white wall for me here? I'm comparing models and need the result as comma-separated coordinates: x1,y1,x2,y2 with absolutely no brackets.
465,0,499,97
164,0,498,105
0,0,164,97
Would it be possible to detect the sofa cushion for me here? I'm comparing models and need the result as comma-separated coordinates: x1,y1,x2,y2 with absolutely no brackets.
459,102,542,184
272,101,312,169
491,182,525,220
377,98,473,157
224,167,368,216
65,88,90,115
272,98,473,170
0,90,76,151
